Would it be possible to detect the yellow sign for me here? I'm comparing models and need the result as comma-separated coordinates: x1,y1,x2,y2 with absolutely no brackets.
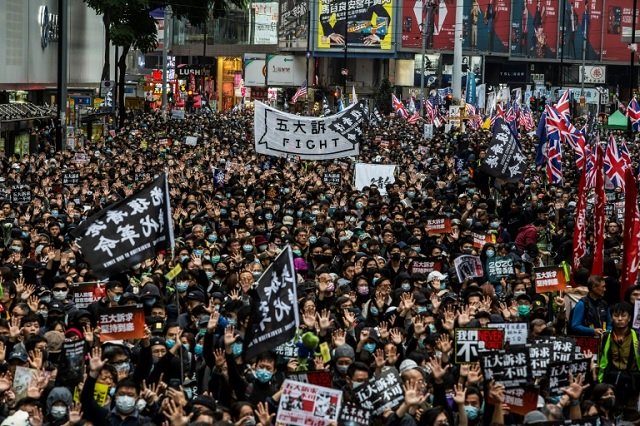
317,0,393,50
93,98,104,108
165,263,183,281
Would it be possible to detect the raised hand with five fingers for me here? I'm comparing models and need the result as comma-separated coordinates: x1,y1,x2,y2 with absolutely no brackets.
256,401,274,426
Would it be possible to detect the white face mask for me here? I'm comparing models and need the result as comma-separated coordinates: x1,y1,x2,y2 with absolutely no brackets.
52,290,68,301
50,406,67,419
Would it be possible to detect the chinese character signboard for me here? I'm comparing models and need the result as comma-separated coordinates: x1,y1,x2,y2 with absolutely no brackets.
322,172,342,185
486,255,515,282
338,401,372,426
547,358,591,395
276,380,342,426
98,305,145,342
63,171,80,186
71,282,104,309
316,0,394,52
480,118,526,182
10,185,32,204
488,322,529,346
455,328,504,363
473,232,495,249
409,259,441,275
70,173,174,279
353,369,404,415
425,218,452,235
254,100,365,160
354,163,396,195
534,265,567,293
244,246,300,361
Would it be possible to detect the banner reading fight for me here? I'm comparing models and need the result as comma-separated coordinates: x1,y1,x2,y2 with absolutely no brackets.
254,101,364,160
70,174,174,279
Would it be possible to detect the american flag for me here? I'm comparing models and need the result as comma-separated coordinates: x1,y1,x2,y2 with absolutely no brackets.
291,81,307,104
407,112,421,124
518,105,535,131
392,94,409,118
425,99,436,123
604,134,627,190
628,97,640,132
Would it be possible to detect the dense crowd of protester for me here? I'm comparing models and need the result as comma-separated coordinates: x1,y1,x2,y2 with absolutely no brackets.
0,106,636,426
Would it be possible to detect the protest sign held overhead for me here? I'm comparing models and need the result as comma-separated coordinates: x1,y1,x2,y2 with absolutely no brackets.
98,305,145,342
353,369,404,415
425,218,452,235
276,380,342,426
10,185,32,204
339,402,372,426
322,172,341,185
70,173,174,279
488,322,529,346
62,171,80,186
455,328,504,363
453,255,484,282
534,266,568,293
254,100,365,160
354,163,396,195
244,245,299,361
71,282,104,309
481,117,526,182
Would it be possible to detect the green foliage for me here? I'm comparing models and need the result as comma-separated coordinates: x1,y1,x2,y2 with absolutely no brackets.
375,79,394,115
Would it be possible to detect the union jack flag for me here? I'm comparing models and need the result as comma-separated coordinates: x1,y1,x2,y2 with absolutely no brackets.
554,90,571,121
547,105,587,170
627,97,640,132
585,143,599,189
620,137,632,167
490,103,505,129
604,134,627,190
392,94,408,118
545,106,563,184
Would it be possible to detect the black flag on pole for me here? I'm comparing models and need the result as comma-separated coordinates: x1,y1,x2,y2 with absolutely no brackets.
70,173,174,278
244,245,299,361
480,117,526,182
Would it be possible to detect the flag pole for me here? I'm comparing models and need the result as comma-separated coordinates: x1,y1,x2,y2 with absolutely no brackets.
305,0,311,115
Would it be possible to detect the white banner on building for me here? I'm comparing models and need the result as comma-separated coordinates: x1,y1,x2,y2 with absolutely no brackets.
254,101,364,160
244,54,266,87
266,54,306,86
354,163,396,195
252,2,278,44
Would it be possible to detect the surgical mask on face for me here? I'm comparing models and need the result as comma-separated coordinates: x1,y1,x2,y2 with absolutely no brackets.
428,324,437,334
326,282,335,293
165,339,176,349
176,282,189,293
252,271,262,280
231,342,243,357
144,297,156,307
336,364,350,374
37,310,48,319
227,318,237,327
254,368,273,383
265,213,273,221
401,283,411,292
363,343,376,353
513,290,526,298
136,399,147,411
464,405,480,420
208,234,218,243
517,305,531,316
486,249,495,258
211,255,221,263
355,202,364,209
292,249,302,257
258,244,268,252
195,343,203,356
325,227,335,235
242,244,254,253
194,249,204,257
411,246,421,253
352,381,364,389
53,290,68,301
417,306,428,314
50,406,67,419
180,255,189,263
115,395,136,414
35,244,44,256
407,191,416,199
357,286,369,296
309,236,317,245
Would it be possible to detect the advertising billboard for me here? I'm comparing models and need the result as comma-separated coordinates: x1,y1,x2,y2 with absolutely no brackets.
432,0,456,50
511,0,559,59
244,54,267,87
462,0,511,54
316,0,394,51
601,0,640,62
252,2,279,44
559,0,602,61
278,0,308,49
266,54,306,86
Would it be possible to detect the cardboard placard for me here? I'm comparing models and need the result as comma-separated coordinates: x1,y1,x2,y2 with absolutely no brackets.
425,218,452,235
455,328,504,363
71,282,104,309
453,255,484,282
547,358,591,395
338,401,372,426
487,322,529,346
276,380,342,426
572,336,600,360
353,369,404,416
528,342,553,378
472,232,495,249
63,171,80,186
486,255,515,281
408,260,441,275
98,305,145,342
10,185,32,204
73,153,90,164
534,266,567,293
322,172,341,185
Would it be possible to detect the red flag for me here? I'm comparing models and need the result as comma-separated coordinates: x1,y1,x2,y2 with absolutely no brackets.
620,167,640,299
572,168,588,277
592,144,606,276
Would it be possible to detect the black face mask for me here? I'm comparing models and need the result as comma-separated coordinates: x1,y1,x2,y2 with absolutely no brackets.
600,396,615,410
391,253,401,261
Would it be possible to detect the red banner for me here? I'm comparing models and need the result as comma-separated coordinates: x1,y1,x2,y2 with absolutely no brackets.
432,0,456,50
98,305,146,342
592,144,606,276
621,167,640,299
602,0,640,62
572,169,588,277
